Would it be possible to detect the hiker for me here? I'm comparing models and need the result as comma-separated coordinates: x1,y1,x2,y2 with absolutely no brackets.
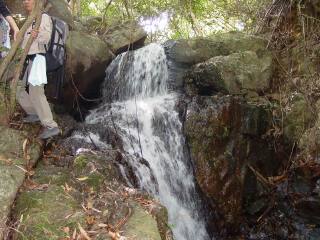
17,0,60,139
0,0,19,56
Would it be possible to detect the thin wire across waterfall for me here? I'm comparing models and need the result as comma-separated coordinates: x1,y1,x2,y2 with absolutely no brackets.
85,44,212,240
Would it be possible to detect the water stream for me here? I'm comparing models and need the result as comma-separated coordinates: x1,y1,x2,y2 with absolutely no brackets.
86,43,211,240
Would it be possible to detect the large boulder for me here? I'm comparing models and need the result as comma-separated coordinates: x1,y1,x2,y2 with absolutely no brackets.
165,32,271,91
52,31,113,111
5,0,73,26
184,96,285,227
167,32,269,65
185,50,273,95
103,20,147,54
48,21,147,112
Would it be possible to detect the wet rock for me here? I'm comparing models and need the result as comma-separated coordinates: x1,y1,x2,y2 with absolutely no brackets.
0,127,41,239
184,95,284,227
291,167,314,195
185,50,273,96
295,197,320,224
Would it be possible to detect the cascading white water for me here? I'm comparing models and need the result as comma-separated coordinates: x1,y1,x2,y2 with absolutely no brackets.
86,43,211,240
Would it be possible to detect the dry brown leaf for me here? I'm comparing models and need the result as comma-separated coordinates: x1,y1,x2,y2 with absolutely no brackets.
76,177,89,181
63,226,70,234
78,223,91,240
63,183,73,193
72,228,77,240
23,138,29,160
87,199,93,210
65,213,73,219
86,216,95,225
0,154,13,165
108,231,121,240
98,223,108,228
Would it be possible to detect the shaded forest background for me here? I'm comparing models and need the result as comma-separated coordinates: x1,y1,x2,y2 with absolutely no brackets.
72,0,272,40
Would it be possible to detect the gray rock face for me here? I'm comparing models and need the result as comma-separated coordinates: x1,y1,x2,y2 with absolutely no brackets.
185,50,273,95
103,20,147,53
164,32,270,91
47,21,146,112
59,31,113,110
167,32,268,65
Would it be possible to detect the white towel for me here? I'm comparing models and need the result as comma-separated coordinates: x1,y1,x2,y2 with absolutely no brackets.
28,54,47,86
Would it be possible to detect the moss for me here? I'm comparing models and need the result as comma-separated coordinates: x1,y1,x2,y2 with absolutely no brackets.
33,164,70,186
124,203,162,240
284,95,315,143
15,185,85,240
154,205,173,240
73,155,89,170
85,172,104,190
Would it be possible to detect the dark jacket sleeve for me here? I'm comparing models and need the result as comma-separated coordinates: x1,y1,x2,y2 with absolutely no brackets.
0,0,11,18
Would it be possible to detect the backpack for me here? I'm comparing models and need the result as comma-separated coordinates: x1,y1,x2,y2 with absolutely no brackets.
44,15,69,102
45,15,69,72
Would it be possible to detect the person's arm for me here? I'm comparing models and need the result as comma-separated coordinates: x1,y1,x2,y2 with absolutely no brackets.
5,16,19,41
0,1,19,41
30,14,52,52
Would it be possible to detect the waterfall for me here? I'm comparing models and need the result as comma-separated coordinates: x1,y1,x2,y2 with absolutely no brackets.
86,43,211,240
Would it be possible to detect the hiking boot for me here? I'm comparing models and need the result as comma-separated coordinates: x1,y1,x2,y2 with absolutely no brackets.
23,114,40,123
38,127,60,139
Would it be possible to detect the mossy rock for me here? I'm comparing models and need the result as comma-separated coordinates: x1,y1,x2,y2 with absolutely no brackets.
33,163,70,186
185,50,273,96
283,94,315,143
0,127,41,239
168,32,269,65
124,202,162,240
72,153,121,185
0,126,41,167
73,155,90,170
14,185,85,240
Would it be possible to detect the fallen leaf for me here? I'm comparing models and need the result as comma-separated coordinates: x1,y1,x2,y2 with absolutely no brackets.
63,226,70,234
72,228,77,239
0,155,13,165
86,216,95,225
87,200,93,210
65,213,73,219
23,138,29,160
78,223,91,240
63,183,73,193
98,223,108,228
76,177,89,181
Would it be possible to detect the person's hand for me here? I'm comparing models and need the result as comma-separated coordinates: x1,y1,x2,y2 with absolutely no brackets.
13,27,19,41
31,29,39,38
